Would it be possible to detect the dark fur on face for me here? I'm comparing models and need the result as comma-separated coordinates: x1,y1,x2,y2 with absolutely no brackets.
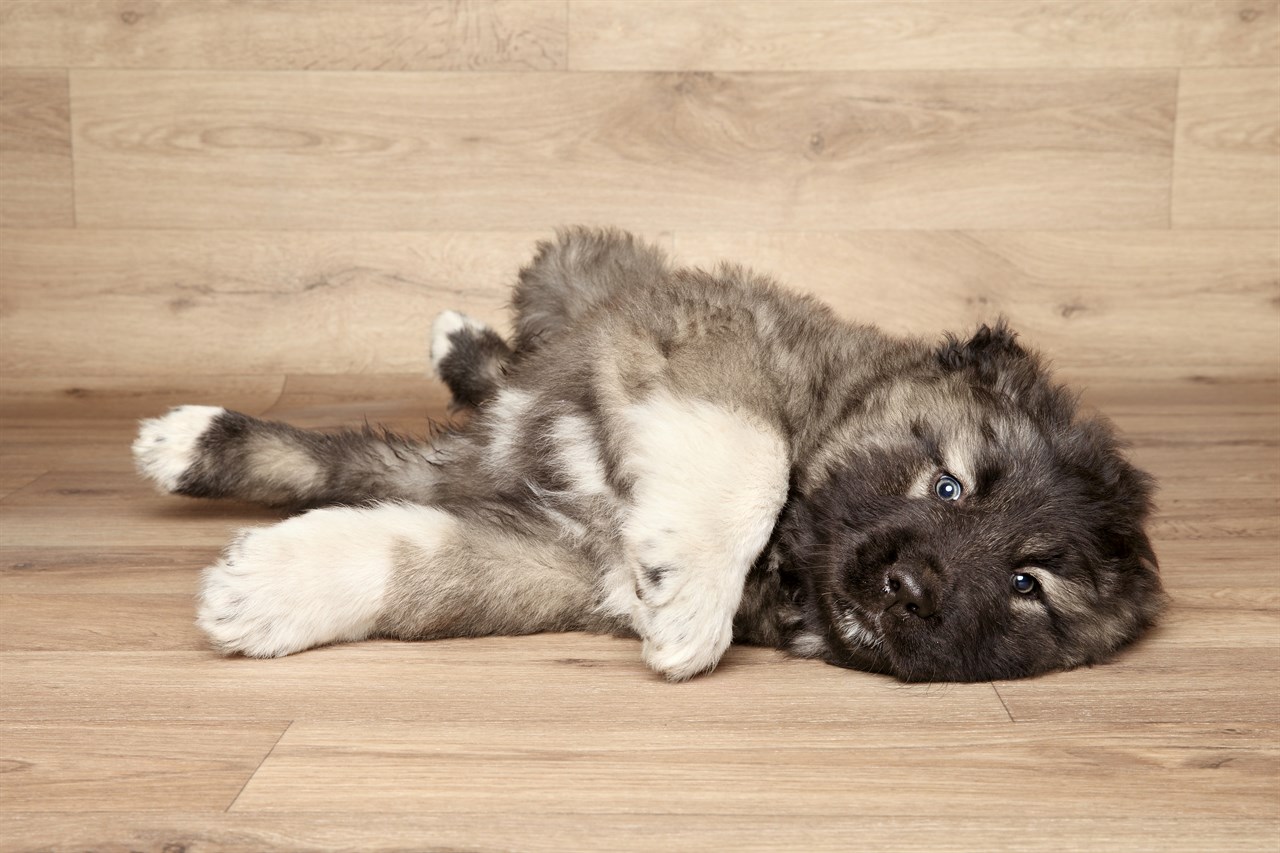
776,323,1164,681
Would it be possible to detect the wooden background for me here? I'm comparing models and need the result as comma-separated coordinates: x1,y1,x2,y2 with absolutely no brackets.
0,2,1277,851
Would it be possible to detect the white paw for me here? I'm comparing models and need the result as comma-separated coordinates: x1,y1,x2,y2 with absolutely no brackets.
132,405,225,492
196,506,404,658
635,572,736,682
430,310,486,374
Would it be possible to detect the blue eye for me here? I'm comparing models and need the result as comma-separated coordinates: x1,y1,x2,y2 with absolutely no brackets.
1012,573,1037,594
934,474,963,501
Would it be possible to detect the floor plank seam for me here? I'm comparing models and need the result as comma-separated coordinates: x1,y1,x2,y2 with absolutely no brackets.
256,376,293,419
991,683,1016,723
225,720,292,813
1168,67,1182,230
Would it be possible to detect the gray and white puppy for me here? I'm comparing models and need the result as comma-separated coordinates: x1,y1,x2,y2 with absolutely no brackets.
134,228,1165,682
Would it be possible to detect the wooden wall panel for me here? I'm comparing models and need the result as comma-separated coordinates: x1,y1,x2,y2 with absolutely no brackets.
0,69,73,227
0,0,566,71
0,230,551,376
67,69,1177,231
673,231,1280,381
6,229,1274,380
1173,68,1280,229
568,1,1280,71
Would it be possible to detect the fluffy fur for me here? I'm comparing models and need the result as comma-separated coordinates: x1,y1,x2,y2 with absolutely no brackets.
134,228,1165,682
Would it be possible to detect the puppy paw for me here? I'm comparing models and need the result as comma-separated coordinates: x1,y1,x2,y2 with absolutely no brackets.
635,570,735,681
430,310,488,375
132,405,225,493
196,508,395,658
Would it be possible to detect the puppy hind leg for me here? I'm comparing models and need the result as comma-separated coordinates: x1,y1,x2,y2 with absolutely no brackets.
197,499,609,658
133,406,455,509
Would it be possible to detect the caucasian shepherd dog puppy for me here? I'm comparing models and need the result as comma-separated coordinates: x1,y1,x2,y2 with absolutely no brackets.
134,228,1164,682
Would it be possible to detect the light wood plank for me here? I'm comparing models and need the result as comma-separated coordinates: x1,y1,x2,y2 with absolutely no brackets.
0,548,209,594
0,640,1012,724
1157,540,1280,610
993,652,1280,725
0,375,285,418
68,70,1176,231
1173,67,1280,228
673,231,1280,381
231,721,1278,817
0,594,202,651
11,229,1273,381
0,468,42,500
0,230,550,376
0,721,288,812
0,68,72,227
1,421,180,477
0,1,1274,849
569,1,1280,71
4,814,1275,853
0,471,284,549
0,0,566,70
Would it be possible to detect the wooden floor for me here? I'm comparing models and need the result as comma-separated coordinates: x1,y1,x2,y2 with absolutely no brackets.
2,2,1278,851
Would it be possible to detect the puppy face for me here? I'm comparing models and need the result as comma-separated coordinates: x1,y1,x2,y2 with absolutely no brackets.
785,325,1165,682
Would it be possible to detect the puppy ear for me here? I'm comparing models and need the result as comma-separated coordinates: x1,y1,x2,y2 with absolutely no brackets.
1105,522,1166,636
936,319,1075,423
935,319,1029,381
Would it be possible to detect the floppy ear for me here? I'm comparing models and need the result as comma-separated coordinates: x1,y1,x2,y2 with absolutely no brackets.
936,320,1077,424
935,319,1029,383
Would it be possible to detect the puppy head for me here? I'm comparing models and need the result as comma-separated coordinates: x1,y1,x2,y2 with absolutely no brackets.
784,323,1165,682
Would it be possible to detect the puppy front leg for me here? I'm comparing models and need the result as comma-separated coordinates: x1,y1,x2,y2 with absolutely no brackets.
198,501,605,658
620,393,791,681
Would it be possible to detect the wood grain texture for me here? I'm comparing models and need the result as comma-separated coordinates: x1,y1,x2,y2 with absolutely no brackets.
67,69,1177,231
1173,67,1280,228
0,230,549,376
231,721,1278,817
0,375,286,417
0,548,214,594
0,721,288,812
0,642,1011,725
0,68,73,227
0,380,1276,851
1,2,1278,850
673,230,1280,381
0,471,284,549
0,594,204,651
569,0,1280,71
5,814,1275,853
10,229,1274,380
0,0,567,70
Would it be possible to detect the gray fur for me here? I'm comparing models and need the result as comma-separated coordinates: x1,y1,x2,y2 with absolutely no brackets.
135,227,1164,681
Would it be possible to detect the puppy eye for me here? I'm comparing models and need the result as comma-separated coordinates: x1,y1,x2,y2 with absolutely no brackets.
934,474,963,501
1012,573,1038,595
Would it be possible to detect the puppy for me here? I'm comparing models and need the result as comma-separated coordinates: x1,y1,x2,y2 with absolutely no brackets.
134,228,1164,681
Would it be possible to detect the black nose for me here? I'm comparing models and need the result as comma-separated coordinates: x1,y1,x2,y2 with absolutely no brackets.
883,567,939,619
